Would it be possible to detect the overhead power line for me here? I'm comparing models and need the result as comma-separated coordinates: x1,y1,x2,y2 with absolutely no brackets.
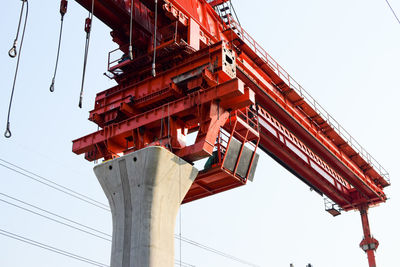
174,259,196,267
1,192,257,266
176,235,260,267
0,192,109,237
0,228,109,267
0,159,261,267
384,0,400,25
0,194,111,242
0,227,194,267
0,158,110,211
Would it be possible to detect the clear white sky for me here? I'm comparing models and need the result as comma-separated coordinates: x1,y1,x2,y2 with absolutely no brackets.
0,0,399,266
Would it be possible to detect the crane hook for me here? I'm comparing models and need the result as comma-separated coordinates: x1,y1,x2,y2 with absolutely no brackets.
8,0,27,58
4,123,12,138
4,0,29,139
49,77,55,92
8,41,17,58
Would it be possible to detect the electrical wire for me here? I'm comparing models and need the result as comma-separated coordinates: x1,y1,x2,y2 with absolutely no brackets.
0,192,110,238
0,159,110,211
79,0,95,108
0,227,196,267
50,0,68,92
176,235,261,267
384,0,400,25
4,0,29,138
0,194,111,242
0,193,196,267
0,158,260,266
0,228,109,267
174,259,196,267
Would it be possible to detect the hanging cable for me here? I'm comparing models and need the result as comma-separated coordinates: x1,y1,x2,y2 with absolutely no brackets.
8,0,27,58
79,0,95,108
129,0,134,60
4,0,29,138
49,0,68,92
152,0,158,77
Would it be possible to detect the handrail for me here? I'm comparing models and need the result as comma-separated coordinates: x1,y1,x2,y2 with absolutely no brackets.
227,18,390,184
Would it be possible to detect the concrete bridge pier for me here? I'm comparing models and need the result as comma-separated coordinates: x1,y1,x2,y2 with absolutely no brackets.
94,146,198,267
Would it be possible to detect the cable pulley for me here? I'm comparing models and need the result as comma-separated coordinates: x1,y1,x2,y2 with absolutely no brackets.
8,0,27,58
49,0,68,93
4,0,29,138
79,0,94,108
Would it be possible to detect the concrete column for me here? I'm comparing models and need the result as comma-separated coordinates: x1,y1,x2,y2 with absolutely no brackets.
94,146,198,267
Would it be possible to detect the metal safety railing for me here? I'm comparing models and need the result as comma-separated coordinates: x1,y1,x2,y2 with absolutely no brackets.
226,17,390,184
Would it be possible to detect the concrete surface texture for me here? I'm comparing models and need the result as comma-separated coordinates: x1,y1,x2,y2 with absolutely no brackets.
94,146,199,267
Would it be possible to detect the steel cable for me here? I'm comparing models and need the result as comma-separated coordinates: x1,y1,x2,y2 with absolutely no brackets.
8,0,27,58
4,0,29,138
50,0,68,92
129,0,134,60
79,0,95,108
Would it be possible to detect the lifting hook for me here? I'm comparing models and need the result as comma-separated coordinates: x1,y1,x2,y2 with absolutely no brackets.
8,0,28,58
4,123,12,138
8,41,17,58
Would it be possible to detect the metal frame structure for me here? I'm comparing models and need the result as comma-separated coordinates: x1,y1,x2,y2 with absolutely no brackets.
72,1,389,265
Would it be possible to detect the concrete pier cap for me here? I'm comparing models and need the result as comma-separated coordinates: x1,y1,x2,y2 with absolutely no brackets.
94,146,198,267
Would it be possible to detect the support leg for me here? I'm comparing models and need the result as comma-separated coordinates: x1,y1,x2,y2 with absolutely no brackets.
94,146,198,267
359,206,379,267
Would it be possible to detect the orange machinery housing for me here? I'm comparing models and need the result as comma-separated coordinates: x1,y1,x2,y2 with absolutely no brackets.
72,1,390,266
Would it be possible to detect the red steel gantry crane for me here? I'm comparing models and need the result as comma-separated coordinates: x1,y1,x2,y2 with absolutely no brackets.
71,1,390,266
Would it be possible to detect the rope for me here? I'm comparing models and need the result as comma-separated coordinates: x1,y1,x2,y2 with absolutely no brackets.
152,0,158,77
129,0,134,60
4,0,29,138
50,0,68,92
79,0,95,108
8,0,27,58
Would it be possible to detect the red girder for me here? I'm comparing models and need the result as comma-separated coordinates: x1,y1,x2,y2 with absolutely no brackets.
73,0,389,209
72,1,389,265
73,78,254,160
